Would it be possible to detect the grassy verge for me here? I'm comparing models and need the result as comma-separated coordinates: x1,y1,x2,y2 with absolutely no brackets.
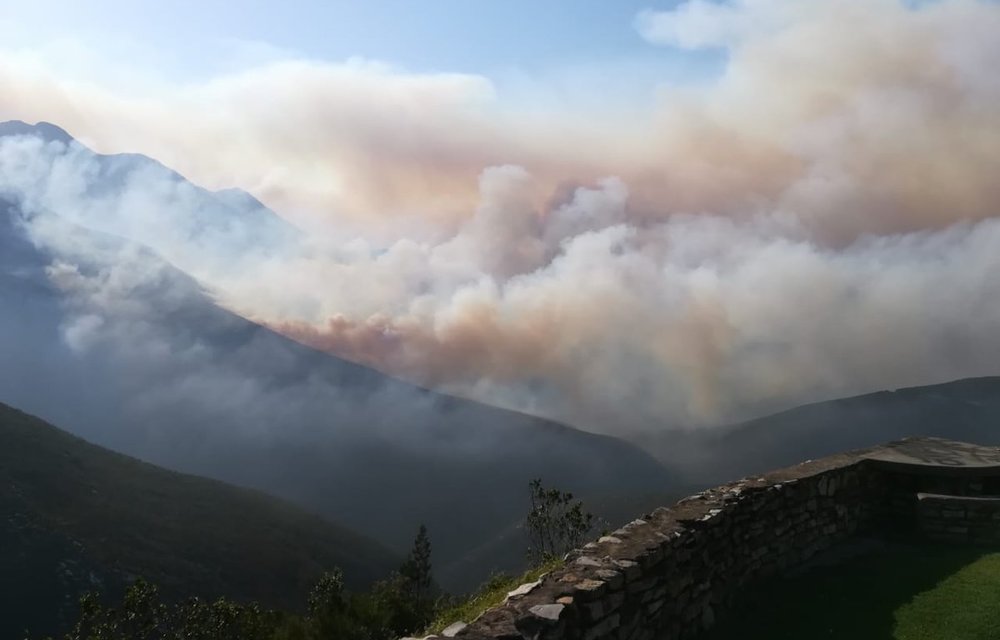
708,543,1000,640
893,550,1000,640
425,557,564,635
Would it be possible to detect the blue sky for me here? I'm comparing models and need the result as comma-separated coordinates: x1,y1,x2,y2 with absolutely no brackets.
0,0,724,104
4,1,686,70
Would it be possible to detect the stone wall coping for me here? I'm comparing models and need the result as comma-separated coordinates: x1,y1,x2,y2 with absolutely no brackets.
862,437,1000,471
449,436,1000,640
917,492,1000,503
455,445,874,639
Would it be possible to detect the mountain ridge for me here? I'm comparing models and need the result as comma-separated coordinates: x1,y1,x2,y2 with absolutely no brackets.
0,120,676,591
652,376,1000,485
0,400,398,638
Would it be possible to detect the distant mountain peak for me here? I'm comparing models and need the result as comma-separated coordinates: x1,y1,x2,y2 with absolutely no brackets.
0,120,74,144
0,118,303,252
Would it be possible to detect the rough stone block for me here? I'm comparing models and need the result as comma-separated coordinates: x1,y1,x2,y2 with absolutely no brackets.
582,613,620,640
596,569,625,590
613,559,641,581
574,579,608,601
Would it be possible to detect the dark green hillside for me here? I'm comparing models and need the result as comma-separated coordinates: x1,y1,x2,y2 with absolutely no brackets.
658,377,1000,485
0,402,397,638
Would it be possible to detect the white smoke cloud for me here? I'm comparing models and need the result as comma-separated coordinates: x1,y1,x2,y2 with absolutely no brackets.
635,0,787,50
1,0,999,436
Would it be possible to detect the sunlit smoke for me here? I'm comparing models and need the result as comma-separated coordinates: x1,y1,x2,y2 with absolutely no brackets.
2,0,999,434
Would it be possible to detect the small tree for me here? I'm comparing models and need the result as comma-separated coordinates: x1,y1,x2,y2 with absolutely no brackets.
306,569,382,640
307,569,348,619
399,524,432,602
390,524,436,633
525,479,594,563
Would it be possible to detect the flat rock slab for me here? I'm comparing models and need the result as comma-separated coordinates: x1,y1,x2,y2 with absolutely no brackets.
864,437,1000,469
528,604,565,621
505,579,541,601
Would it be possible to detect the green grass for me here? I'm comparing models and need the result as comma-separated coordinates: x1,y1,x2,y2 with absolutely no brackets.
425,557,564,635
709,543,1000,640
893,551,1000,640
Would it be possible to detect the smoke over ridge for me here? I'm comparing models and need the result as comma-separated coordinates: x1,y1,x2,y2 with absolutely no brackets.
2,0,999,435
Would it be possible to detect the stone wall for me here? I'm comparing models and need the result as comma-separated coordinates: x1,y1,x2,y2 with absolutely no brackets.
434,439,1000,640
917,493,1000,544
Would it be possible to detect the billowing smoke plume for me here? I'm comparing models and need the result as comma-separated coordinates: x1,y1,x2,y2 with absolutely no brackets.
2,0,999,435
